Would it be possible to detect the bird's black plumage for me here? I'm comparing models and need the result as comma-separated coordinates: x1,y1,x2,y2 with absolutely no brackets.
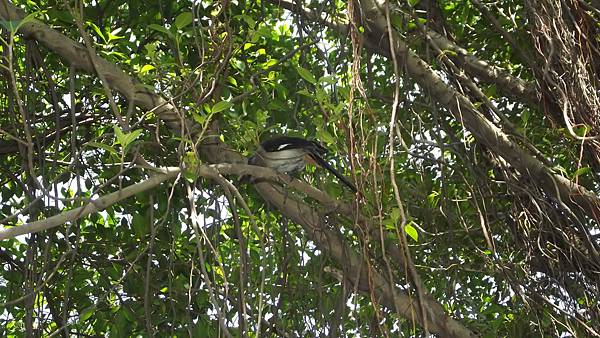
259,136,327,154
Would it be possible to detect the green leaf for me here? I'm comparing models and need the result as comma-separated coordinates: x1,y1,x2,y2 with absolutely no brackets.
107,28,124,42
123,129,143,147
1,13,38,34
553,165,568,176
175,12,193,29
315,87,327,102
113,125,126,146
148,24,174,39
132,212,149,237
319,75,338,85
297,89,313,97
145,42,158,57
227,76,238,86
113,126,143,148
262,59,278,69
80,307,95,322
267,98,286,111
520,109,531,125
240,14,256,29
184,151,199,172
572,166,591,179
192,111,206,124
390,207,401,222
89,23,106,43
140,64,155,74
211,100,233,113
87,142,118,155
574,124,591,137
296,66,317,84
427,190,439,206
404,223,418,242
390,14,404,31
46,9,74,24
317,130,335,145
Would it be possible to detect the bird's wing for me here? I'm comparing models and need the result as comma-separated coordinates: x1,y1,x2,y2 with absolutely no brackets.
261,136,320,152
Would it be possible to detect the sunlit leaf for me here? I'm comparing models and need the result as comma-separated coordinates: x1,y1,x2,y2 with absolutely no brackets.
140,64,155,74
404,223,418,242
88,22,106,43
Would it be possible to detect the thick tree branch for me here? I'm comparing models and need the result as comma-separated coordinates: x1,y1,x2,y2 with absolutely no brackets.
271,0,600,222
0,0,190,136
269,0,538,108
253,182,475,338
360,0,600,221
424,29,538,106
0,167,181,240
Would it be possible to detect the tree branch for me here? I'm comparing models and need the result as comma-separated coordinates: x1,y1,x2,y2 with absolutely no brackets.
0,168,181,240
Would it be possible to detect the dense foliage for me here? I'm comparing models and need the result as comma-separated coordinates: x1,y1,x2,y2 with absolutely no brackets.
1,0,599,336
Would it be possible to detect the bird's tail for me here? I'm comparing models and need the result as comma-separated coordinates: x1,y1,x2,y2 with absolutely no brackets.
310,153,357,193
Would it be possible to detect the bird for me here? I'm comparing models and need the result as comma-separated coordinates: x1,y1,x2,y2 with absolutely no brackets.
247,135,357,192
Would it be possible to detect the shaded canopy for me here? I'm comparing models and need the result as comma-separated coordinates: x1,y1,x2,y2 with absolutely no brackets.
0,0,599,336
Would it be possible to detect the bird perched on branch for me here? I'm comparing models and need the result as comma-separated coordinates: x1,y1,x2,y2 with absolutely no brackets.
247,135,357,193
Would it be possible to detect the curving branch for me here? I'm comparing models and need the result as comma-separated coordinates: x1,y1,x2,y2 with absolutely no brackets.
0,0,189,135
424,29,538,106
268,0,538,108
253,182,476,337
269,0,600,222
0,167,181,240
360,0,600,221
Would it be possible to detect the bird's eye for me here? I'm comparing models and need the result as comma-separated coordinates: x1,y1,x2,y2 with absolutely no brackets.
277,144,291,150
